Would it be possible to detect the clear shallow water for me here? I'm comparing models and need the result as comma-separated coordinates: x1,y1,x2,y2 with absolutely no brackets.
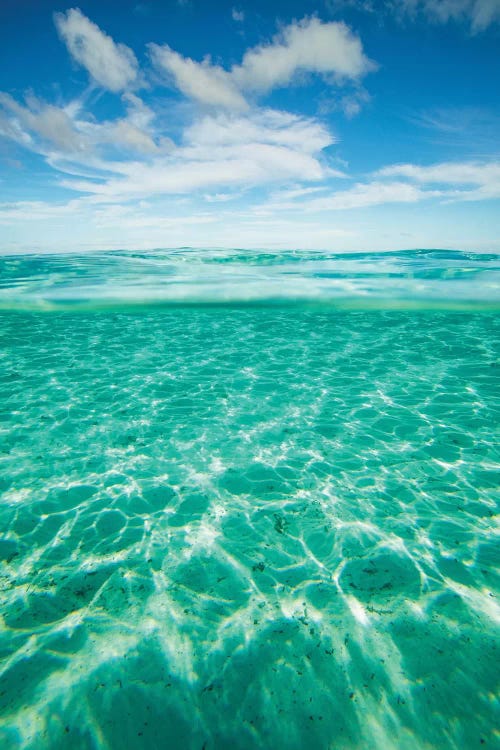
0,250,499,749
0,248,499,310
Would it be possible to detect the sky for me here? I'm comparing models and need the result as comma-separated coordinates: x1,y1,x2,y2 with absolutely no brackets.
0,0,499,253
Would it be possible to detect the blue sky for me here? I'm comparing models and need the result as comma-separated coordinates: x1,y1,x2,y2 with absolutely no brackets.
0,0,499,252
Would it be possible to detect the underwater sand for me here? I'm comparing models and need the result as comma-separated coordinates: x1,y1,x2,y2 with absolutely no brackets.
0,250,499,749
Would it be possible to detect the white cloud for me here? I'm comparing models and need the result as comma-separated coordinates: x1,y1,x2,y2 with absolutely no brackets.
1,9,499,256
150,17,374,109
233,17,375,92
149,45,248,110
203,192,240,202
318,87,371,118
269,185,331,201
340,89,371,117
60,142,328,201
184,110,334,153
0,90,165,161
110,120,157,153
304,180,434,209
377,160,500,184
377,160,500,200
0,12,372,209
0,93,85,153
255,180,432,213
54,8,139,91
94,94,163,154
232,8,245,22
0,76,335,201
50,109,335,201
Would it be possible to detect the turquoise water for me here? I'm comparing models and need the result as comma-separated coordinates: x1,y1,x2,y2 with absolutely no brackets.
0,250,499,749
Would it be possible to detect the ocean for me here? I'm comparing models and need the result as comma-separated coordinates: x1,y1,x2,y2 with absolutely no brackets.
0,249,499,749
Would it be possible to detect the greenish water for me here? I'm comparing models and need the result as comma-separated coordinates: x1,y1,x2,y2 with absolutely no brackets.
0,251,499,749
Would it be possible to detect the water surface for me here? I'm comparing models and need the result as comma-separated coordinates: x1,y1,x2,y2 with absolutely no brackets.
0,250,498,749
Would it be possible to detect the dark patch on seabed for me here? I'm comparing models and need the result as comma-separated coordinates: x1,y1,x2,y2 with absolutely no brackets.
0,305,499,749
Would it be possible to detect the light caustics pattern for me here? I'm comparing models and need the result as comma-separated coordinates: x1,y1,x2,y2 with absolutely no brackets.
0,250,499,750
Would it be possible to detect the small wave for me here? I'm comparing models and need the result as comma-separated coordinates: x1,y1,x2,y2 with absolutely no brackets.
0,248,498,312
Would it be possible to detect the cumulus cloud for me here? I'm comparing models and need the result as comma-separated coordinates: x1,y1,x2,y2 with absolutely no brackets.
233,17,375,92
54,8,139,91
150,17,374,109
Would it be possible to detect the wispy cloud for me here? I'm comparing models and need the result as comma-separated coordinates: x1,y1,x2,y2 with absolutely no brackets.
149,46,249,110
232,8,245,23
0,90,163,161
377,160,500,200
252,159,500,214
54,8,139,91
254,180,435,214
393,0,500,32
58,110,335,201
328,0,500,31
184,110,333,153
377,160,500,184
0,6,498,255
409,107,500,156
0,93,85,153
302,180,435,210
150,17,375,110
1,11,355,203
